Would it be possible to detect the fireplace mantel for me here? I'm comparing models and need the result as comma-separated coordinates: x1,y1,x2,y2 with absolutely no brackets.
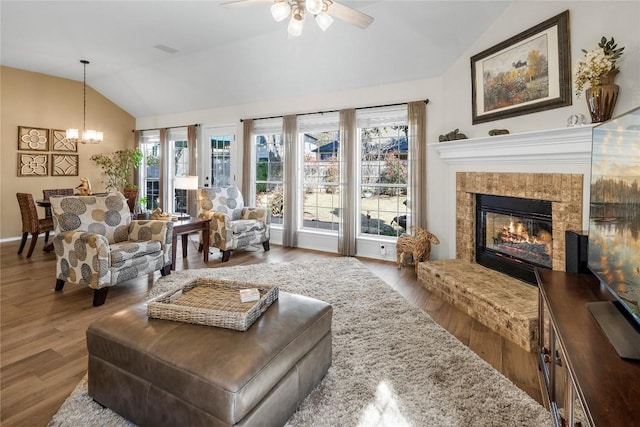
431,125,594,165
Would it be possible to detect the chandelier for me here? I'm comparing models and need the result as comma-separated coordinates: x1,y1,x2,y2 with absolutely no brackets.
271,0,335,37
66,60,103,144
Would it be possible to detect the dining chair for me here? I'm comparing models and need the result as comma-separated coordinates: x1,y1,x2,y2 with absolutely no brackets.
42,188,74,218
16,192,54,258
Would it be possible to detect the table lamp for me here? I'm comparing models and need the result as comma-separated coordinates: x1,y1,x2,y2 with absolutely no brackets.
174,175,199,219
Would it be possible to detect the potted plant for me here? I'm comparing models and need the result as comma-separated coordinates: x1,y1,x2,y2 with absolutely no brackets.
90,148,143,192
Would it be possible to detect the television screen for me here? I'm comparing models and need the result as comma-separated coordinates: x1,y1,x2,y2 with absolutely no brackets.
588,106,640,325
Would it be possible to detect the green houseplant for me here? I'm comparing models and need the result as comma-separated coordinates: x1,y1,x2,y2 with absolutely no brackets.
90,148,143,192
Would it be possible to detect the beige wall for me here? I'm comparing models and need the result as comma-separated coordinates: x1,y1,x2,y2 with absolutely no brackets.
1,66,135,240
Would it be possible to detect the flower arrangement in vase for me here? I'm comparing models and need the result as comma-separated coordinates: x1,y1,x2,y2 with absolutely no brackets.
574,36,625,123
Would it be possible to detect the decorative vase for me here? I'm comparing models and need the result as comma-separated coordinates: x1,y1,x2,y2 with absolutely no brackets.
585,71,620,123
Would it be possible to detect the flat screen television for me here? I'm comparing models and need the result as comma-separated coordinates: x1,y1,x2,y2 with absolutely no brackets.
587,105,640,360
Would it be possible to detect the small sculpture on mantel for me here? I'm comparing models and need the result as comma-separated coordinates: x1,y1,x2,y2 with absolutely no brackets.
488,129,510,136
439,128,468,142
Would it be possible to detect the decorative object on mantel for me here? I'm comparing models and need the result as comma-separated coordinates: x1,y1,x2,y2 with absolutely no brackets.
575,36,625,123
75,177,92,195
488,129,510,136
439,128,468,142
471,10,571,124
567,113,586,127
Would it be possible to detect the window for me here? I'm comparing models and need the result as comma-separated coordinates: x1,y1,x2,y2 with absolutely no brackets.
357,107,409,238
210,136,231,186
298,113,340,233
169,128,189,215
140,130,160,211
253,118,284,226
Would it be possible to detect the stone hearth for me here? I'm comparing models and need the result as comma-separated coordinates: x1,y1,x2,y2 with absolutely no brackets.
418,260,538,351
419,171,584,351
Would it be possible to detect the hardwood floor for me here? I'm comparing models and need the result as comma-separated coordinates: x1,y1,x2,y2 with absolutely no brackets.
0,236,543,426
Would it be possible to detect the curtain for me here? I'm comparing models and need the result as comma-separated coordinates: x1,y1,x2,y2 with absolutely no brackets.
187,125,198,216
133,130,141,188
282,115,297,247
338,109,356,256
407,101,428,229
242,119,253,198
158,128,168,212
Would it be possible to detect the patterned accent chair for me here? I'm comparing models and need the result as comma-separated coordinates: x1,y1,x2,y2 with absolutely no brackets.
50,192,174,306
197,186,270,262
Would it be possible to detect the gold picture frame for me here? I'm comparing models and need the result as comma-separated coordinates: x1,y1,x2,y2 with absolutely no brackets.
50,129,77,152
18,126,49,151
17,153,48,177
51,154,79,176
471,10,571,124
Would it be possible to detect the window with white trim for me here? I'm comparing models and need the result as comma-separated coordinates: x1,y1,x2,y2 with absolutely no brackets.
254,118,284,226
298,113,340,233
357,106,409,238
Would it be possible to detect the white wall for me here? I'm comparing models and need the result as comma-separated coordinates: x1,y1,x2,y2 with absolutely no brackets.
136,1,640,261
428,1,640,260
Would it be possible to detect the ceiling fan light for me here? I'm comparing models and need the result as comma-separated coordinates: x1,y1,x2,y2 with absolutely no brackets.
306,0,323,15
287,14,304,37
315,12,333,31
271,1,291,22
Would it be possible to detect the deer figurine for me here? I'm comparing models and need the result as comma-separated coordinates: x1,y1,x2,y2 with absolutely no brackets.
396,226,440,273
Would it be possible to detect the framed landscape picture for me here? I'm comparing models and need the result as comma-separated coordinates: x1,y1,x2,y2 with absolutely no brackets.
471,10,571,124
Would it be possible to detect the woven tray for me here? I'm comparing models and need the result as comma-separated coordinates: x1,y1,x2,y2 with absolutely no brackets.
147,277,279,331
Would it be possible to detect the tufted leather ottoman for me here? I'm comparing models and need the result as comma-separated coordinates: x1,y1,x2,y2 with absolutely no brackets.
86,292,332,426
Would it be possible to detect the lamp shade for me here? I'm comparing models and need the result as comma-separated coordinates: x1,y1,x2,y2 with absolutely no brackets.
315,12,333,31
174,175,199,190
306,0,323,15
287,14,304,37
271,1,291,22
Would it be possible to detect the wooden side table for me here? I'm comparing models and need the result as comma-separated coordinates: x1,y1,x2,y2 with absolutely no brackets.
171,217,210,270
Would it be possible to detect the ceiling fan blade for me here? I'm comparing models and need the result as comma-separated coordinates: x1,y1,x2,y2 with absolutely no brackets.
326,1,374,29
220,0,271,7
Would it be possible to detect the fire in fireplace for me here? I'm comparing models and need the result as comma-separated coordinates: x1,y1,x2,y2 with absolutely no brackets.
476,194,552,285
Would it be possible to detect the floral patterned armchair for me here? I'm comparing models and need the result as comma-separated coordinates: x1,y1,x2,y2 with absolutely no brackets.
50,192,173,306
197,186,270,262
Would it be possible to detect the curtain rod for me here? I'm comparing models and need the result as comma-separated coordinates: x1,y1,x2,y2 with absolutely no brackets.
133,123,200,132
239,99,429,123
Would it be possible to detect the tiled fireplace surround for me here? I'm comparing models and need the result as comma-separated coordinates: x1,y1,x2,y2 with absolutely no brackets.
417,126,592,351
455,171,584,271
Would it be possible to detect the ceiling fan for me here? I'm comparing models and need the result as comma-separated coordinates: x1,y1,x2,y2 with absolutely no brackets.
221,0,374,37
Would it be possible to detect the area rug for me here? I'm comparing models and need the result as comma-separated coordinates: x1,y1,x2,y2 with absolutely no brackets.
49,257,551,427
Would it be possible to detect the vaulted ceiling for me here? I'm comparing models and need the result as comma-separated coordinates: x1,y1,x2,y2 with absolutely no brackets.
1,1,511,118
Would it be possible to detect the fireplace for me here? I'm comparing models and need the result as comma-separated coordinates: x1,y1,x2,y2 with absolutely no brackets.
455,172,584,279
475,194,552,284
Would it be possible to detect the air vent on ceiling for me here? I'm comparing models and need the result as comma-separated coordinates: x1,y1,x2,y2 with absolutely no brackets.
154,44,179,54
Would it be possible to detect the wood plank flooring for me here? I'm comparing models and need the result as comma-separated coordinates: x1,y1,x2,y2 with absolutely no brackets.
0,236,543,426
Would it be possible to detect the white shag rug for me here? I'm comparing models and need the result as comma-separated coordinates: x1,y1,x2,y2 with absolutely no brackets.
48,257,551,427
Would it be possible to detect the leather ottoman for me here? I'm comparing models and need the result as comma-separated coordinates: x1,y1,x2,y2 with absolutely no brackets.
86,292,332,427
